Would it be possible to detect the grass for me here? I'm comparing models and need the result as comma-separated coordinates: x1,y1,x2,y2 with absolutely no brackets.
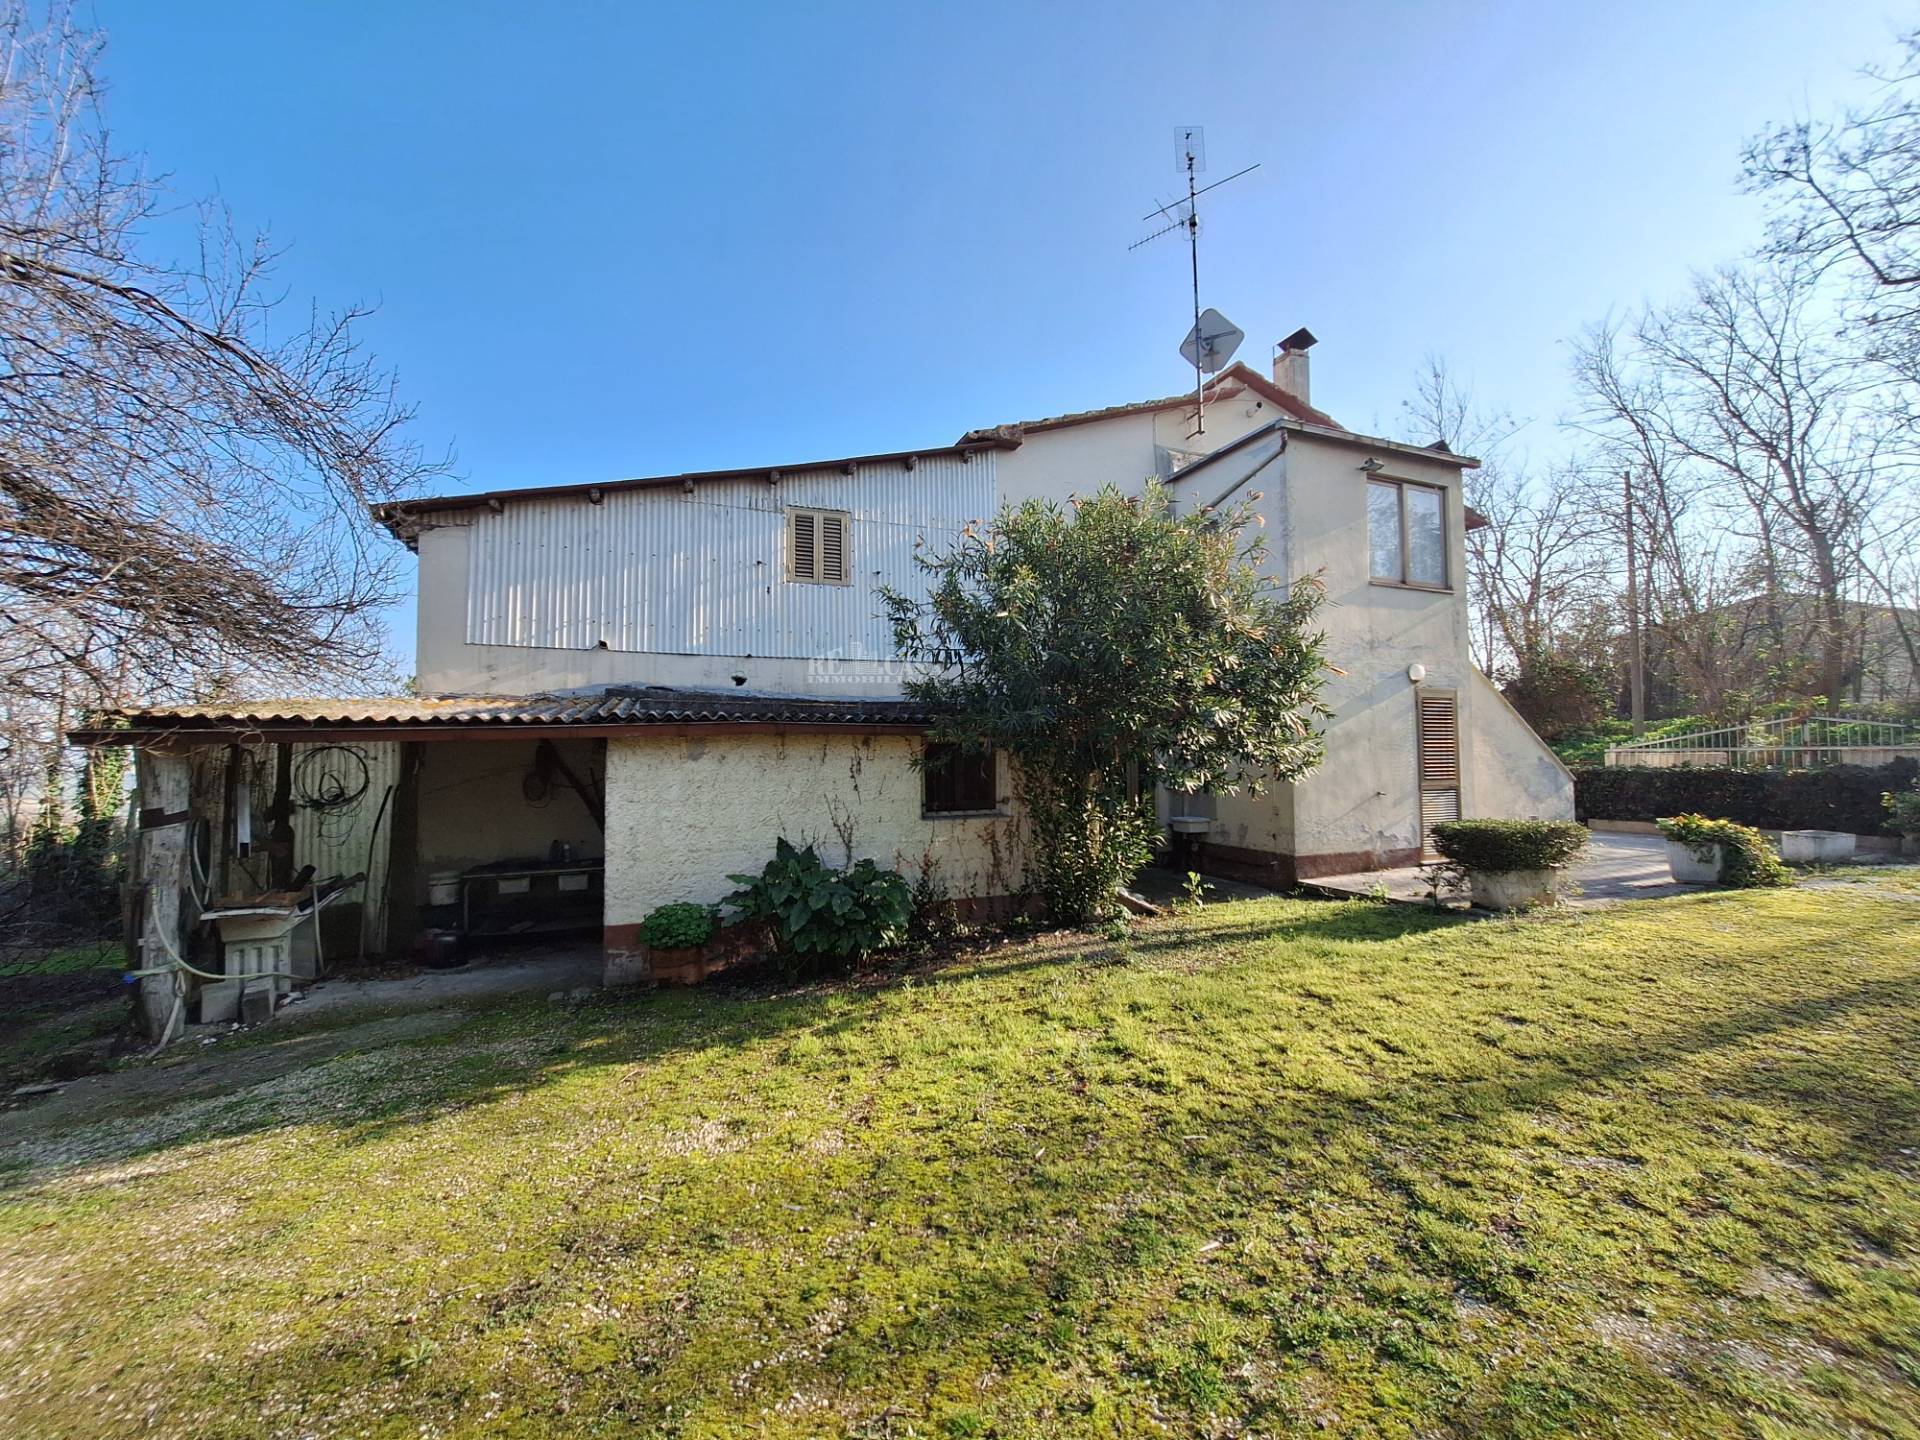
1,884,1917,1438
4,939,123,977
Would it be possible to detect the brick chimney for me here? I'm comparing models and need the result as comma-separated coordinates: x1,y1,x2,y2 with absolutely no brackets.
1271,327,1317,406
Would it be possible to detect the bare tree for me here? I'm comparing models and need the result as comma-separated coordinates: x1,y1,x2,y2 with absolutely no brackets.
1571,265,1889,707
1746,30,1920,382
0,2,438,724
1402,359,1613,690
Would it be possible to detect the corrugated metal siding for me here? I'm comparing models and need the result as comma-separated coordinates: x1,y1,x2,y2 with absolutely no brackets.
290,741,401,957
466,454,996,659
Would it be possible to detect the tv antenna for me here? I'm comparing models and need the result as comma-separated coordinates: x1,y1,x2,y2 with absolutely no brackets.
1130,126,1259,436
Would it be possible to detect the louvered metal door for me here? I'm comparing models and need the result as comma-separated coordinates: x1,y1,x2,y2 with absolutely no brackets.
1417,690,1461,858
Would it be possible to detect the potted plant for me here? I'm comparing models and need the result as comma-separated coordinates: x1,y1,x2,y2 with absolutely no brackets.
636,901,717,980
1427,819,1591,911
1885,782,1920,857
1657,814,1791,887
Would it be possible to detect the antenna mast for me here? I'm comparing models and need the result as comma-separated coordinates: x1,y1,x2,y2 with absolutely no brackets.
1130,127,1259,437
1180,129,1204,434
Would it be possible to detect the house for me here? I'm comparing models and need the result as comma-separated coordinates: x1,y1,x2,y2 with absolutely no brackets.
74,331,1572,1040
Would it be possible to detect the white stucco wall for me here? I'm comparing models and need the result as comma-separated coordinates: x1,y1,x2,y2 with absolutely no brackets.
602,733,1026,927
1464,669,1577,821
1162,429,1567,871
990,392,1282,510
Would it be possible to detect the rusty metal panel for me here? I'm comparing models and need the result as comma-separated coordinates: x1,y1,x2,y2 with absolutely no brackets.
465,453,996,659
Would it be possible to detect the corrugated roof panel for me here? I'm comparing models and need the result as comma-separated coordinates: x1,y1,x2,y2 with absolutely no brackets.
80,685,945,736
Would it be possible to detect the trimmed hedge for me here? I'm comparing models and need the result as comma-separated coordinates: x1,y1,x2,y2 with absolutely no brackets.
1574,758,1918,835
1428,819,1591,873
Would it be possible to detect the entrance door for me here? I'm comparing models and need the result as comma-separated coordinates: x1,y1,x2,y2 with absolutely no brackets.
1417,690,1460,858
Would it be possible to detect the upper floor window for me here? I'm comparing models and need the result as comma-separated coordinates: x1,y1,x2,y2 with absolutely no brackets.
1368,479,1448,589
789,507,851,585
922,742,998,816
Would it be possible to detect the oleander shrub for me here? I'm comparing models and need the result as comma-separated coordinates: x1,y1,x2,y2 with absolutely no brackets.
1575,758,1917,835
725,838,912,976
1428,819,1591,874
637,902,716,950
1656,814,1792,888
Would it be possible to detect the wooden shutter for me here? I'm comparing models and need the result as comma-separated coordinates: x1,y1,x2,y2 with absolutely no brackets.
820,512,847,584
1417,691,1460,856
790,510,817,581
789,508,848,583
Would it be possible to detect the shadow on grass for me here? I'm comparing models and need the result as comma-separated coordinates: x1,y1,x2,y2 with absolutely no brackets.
5,894,1916,1192
75,936,1920,1435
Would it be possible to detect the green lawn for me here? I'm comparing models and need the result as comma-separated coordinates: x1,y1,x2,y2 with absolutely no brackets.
2,885,1917,1438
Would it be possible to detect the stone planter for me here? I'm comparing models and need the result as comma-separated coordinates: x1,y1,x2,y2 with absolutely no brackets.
604,919,771,989
1467,867,1564,912
1779,829,1856,865
1666,840,1723,885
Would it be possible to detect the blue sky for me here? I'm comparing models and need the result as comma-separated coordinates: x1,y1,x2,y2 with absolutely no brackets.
92,0,1902,672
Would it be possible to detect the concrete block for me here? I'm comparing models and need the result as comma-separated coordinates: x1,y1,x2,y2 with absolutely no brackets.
1779,830,1855,864
238,984,274,1026
602,945,649,988
196,979,241,1025
1665,840,1722,885
1468,868,1563,911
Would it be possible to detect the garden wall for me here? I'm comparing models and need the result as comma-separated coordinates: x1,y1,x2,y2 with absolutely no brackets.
1574,758,1917,835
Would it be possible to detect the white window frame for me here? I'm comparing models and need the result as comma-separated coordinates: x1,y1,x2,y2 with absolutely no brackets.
787,506,852,586
1368,477,1450,592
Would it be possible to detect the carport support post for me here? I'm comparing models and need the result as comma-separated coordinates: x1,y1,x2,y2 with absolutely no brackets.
135,750,193,1044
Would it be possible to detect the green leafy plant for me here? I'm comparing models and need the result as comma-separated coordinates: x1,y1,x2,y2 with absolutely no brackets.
726,838,912,975
1428,819,1591,874
882,481,1328,925
637,902,715,950
1657,814,1792,887
1575,758,1916,835
1884,781,1920,839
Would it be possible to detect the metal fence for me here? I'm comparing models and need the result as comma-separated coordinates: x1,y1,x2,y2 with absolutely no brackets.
1603,713,1920,770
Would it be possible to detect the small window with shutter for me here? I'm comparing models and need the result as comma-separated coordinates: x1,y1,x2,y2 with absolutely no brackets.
1416,689,1461,856
788,507,851,584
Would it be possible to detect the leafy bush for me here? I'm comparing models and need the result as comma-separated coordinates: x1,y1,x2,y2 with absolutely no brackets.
1498,647,1614,740
882,481,1327,925
1657,814,1792,887
726,838,912,974
1428,819,1591,873
637,902,715,950
1575,758,1917,835
1885,780,1920,838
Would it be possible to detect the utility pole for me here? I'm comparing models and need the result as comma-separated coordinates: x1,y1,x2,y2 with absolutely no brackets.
1623,469,1646,736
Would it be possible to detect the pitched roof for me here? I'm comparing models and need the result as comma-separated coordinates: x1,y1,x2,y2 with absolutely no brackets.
371,438,1013,542
371,359,1465,547
958,362,1343,444
70,686,942,743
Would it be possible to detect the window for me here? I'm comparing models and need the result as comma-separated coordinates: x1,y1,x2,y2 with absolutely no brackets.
789,507,851,584
922,742,998,815
1367,479,1448,588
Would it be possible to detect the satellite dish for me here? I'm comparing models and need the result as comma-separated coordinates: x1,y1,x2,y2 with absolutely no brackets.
1179,308,1244,375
